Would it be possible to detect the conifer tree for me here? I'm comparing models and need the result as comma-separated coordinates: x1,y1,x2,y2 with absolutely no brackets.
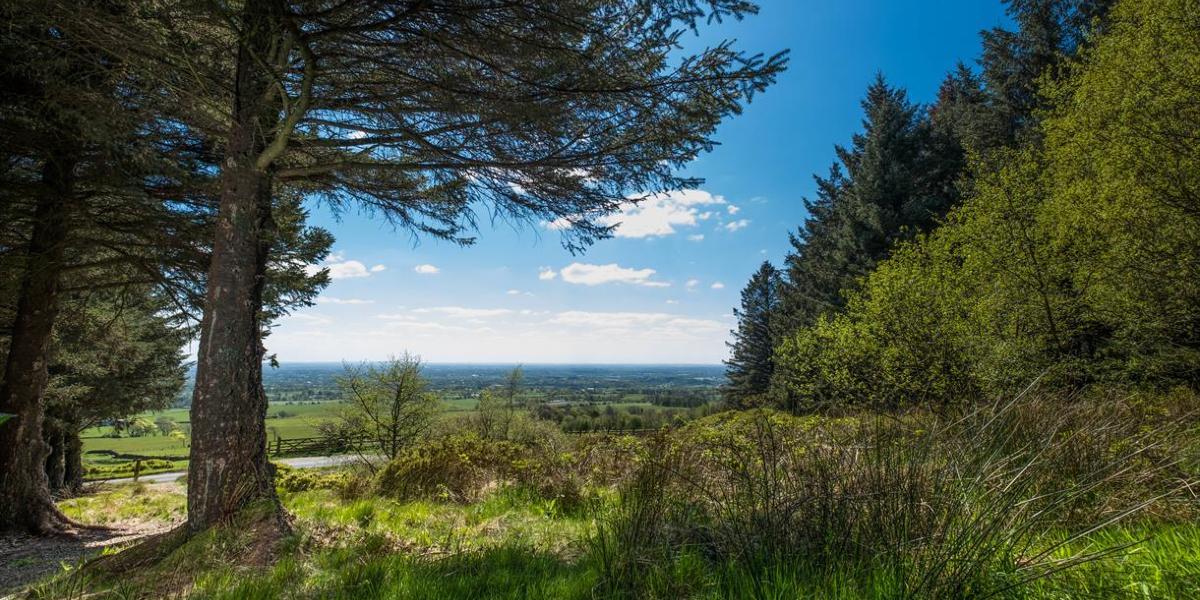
724,261,781,406
60,0,786,532
0,0,330,533
781,76,946,330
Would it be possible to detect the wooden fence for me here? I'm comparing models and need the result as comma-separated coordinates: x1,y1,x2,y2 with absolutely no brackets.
269,434,374,457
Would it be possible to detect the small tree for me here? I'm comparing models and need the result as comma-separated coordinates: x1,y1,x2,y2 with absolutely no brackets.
329,354,440,471
473,366,527,440
724,261,782,407
474,390,506,442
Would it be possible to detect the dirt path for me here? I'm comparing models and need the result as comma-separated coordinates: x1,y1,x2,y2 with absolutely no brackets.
0,482,185,597
0,518,179,596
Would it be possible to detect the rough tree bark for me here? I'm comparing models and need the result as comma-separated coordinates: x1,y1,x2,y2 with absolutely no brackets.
45,421,66,493
0,149,79,533
64,427,84,494
186,0,284,533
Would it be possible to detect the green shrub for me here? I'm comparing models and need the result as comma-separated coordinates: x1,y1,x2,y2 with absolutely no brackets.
375,434,525,502
275,464,368,499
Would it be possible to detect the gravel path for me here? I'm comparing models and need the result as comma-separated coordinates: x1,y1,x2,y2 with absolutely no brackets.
97,453,365,485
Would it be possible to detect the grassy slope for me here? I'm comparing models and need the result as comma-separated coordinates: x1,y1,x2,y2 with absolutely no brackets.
30,482,1200,600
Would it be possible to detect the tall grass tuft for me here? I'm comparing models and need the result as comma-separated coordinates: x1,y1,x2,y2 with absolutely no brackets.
590,386,1196,598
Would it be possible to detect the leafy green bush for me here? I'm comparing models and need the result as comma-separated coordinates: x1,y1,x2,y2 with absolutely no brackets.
375,434,525,503
275,465,348,494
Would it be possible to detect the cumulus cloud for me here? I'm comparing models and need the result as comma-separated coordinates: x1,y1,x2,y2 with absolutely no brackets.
711,282,726,290
413,264,440,275
538,267,558,280
305,252,385,280
723,219,751,232
686,279,701,290
598,189,727,238
545,217,572,230
687,234,705,242
559,262,669,287
727,205,741,215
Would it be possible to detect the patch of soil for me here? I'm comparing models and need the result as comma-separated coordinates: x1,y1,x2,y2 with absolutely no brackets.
0,518,178,597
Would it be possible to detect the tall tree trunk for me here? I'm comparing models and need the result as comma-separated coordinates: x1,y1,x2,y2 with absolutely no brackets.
64,426,84,495
186,0,283,533
0,151,76,533
44,420,66,493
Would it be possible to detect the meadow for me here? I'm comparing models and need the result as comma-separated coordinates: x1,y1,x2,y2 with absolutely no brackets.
31,390,1200,600
79,392,705,480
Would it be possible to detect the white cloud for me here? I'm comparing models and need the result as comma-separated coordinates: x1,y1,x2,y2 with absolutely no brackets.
559,262,669,287
599,190,727,238
413,264,440,275
507,289,522,295
272,306,732,363
548,311,724,334
545,217,572,230
687,234,705,242
318,297,375,305
686,279,701,289
538,267,558,281
411,306,514,319
723,219,751,232
727,205,741,215
305,252,385,280
666,300,679,305
711,282,726,290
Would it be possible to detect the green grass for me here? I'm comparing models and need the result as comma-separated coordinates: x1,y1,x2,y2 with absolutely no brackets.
36,479,1200,600
57,482,185,525
285,486,593,555
79,397,672,478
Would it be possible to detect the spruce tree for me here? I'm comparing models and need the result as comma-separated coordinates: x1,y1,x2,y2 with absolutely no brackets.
60,0,786,532
724,261,781,406
781,76,948,331
0,0,330,532
980,0,1116,145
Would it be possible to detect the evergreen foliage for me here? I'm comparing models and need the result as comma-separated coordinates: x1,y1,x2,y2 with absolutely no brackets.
723,261,781,406
771,0,1199,411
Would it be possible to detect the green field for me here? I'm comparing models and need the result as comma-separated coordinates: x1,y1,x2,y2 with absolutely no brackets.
79,394,676,479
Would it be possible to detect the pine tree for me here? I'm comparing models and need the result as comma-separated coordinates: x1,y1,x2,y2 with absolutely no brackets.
724,261,782,406
781,76,948,331
58,0,786,532
979,0,1116,145
0,1,331,532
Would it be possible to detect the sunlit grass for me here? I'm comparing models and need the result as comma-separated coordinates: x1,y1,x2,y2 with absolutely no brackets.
284,485,594,555
57,482,185,525
38,478,1200,599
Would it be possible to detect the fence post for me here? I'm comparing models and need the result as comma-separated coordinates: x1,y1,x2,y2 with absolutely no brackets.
133,459,141,482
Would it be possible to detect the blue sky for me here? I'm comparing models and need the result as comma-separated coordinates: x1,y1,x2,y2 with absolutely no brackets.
267,0,1012,365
